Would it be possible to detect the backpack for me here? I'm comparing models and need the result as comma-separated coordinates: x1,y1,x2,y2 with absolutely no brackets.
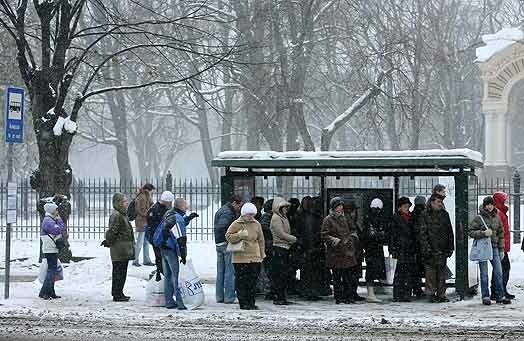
153,220,166,248
127,197,137,221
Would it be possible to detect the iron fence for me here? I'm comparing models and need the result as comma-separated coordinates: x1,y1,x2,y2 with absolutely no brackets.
0,173,522,241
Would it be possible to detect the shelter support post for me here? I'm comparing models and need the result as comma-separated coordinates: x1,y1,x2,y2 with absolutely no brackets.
320,176,326,216
454,172,469,299
393,176,400,206
220,175,234,206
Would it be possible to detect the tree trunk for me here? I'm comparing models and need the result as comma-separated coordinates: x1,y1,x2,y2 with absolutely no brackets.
104,61,133,181
30,70,73,263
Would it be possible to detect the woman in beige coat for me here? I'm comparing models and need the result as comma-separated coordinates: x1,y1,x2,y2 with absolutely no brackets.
270,197,297,305
225,203,265,310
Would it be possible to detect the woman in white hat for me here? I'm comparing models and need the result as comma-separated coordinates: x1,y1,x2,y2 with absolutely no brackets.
225,202,266,310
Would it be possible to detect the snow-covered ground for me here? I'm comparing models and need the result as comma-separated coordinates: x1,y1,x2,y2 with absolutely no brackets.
2,240,524,339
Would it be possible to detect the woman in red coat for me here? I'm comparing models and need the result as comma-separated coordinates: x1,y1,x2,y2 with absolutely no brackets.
491,192,514,300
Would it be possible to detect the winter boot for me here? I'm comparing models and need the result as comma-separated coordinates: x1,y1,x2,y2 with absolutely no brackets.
496,298,511,305
366,286,382,303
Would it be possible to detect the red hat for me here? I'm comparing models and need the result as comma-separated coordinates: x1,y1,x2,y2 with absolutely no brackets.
493,192,508,208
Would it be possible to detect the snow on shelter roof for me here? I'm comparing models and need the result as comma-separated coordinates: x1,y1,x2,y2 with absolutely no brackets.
212,149,483,170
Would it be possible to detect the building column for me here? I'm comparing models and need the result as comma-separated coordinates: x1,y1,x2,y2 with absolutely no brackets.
484,111,512,178
506,114,512,166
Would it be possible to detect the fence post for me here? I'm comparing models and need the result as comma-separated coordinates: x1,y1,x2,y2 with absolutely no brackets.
513,170,521,244
166,171,173,192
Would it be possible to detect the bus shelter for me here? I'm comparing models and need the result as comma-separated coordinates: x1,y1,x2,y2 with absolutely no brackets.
212,149,484,298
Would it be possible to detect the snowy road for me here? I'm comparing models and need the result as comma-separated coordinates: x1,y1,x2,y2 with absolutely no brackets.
2,240,524,339
1,301,524,340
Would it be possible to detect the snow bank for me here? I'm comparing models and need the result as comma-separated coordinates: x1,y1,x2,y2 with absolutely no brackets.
476,27,524,62
217,149,483,163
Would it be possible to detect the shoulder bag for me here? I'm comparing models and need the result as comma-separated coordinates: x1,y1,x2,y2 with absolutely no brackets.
469,215,493,262
226,222,247,253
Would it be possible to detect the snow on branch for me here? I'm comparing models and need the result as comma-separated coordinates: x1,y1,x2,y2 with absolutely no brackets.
198,83,240,95
320,68,393,150
53,115,77,136
313,0,337,24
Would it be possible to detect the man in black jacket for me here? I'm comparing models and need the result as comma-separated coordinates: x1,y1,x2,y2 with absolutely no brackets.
419,194,454,303
146,191,174,279
214,195,242,303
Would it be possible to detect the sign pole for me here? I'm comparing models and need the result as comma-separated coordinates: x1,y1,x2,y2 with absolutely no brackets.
4,144,13,299
4,86,24,299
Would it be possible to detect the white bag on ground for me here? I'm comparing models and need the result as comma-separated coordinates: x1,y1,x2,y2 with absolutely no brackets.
145,275,166,307
177,259,205,310
382,256,397,286
38,258,64,283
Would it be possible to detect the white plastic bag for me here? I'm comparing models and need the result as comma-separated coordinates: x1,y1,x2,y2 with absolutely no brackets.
145,276,166,307
177,259,205,310
38,258,64,283
382,256,397,286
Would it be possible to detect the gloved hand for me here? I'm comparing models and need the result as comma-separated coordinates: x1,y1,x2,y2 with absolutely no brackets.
484,229,493,237
100,240,110,247
237,230,249,240
188,212,199,220
180,256,187,265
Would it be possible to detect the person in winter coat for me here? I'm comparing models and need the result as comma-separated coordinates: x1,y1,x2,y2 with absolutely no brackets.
146,191,174,279
390,197,417,302
287,198,303,296
104,193,135,302
345,201,365,302
295,196,324,301
410,196,427,298
271,197,297,305
225,203,266,310
214,195,243,304
39,203,65,300
252,196,265,221
160,198,197,310
133,183,155,267
419,194,454,303
258,199,274,300
313,196,333,297
491,192,514,300
321,197,360,304
469,196,512,305
362,198,387,303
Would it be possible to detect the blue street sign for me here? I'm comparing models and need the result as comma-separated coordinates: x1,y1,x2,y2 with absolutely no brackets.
5,87,24,144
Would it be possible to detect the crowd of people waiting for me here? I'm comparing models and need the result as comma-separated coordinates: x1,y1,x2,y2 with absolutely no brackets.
37,183,516,309
214,184,515,309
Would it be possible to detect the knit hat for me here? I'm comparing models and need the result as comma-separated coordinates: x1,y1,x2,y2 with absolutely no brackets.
370,198,383,209
330,197,345,211
160,191,175,202
483,196,495,207
44,202,58,215
241,202,258,216
414,196,426,206
397,197,412,208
